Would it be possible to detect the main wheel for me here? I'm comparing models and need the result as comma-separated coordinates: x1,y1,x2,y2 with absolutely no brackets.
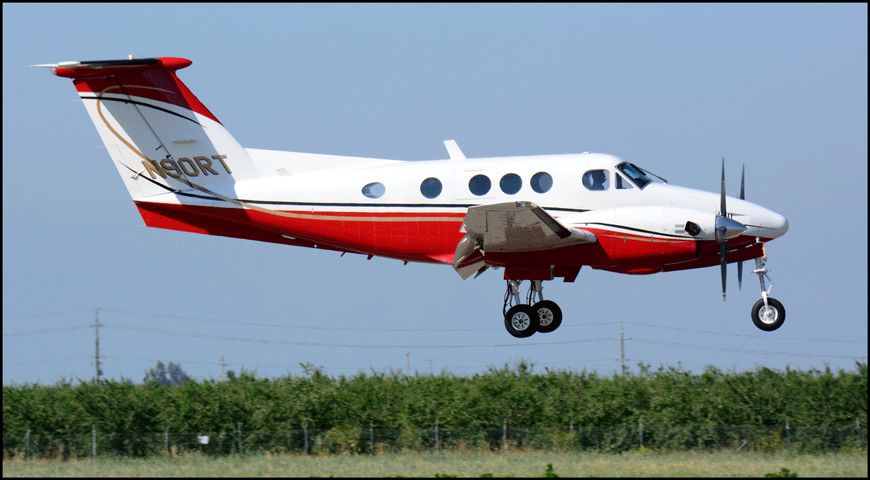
504,305,537,338
751,297,786,331
532,300,562,333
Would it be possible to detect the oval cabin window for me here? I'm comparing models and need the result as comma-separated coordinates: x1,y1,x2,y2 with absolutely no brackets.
362,182,385,198
500,173,522,195
420,177,443,199
530,172,553,193
468,175,492,196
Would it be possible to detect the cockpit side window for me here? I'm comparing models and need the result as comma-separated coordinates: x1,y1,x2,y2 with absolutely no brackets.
616,162,652,189
582,169,610,191
615,173,634,189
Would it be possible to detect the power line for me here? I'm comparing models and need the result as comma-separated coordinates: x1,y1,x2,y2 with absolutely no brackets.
3,325,92,337
4,356,93,366
97,308,869,343
100,307,499,332
105,324,616,349
632,337,868,360
6,307,865,344
98,307,621,332
622,321,868,344
107,325,866,359
2,308,93,321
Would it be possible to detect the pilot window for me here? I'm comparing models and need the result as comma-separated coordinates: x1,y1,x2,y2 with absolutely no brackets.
616,173,634,189
616,162,652,189
582,170,610,191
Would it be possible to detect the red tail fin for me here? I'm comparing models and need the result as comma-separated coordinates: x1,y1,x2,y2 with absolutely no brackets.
53,57,220,124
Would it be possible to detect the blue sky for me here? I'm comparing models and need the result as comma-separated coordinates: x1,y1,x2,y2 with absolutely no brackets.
3,4,867,384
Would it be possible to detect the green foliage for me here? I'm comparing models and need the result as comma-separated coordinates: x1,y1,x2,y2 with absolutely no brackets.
544,463,559,477
2,363,866,458
765,467,798,477
143,361,192,387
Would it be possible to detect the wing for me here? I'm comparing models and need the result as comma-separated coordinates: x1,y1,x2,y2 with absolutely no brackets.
452,201,597,279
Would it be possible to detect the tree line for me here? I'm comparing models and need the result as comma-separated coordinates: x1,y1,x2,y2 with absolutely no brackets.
2,362,866,457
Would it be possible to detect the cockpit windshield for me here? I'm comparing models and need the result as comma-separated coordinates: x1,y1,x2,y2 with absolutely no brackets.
616,162,653,189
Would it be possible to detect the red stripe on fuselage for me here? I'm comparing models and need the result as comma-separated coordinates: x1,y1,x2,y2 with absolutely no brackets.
135,201,466,263
133,201,767,273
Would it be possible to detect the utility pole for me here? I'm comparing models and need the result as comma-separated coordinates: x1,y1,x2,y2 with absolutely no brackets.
93,308,103,381
219,356,227,380
619,321,631,375
405,352,411,375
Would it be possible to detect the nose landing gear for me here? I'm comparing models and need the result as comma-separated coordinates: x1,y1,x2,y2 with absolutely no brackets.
750,254,786,331
502,280,563,338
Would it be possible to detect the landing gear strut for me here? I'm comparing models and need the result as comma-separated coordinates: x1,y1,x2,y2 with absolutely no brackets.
502,280,563,338
750,254,786,331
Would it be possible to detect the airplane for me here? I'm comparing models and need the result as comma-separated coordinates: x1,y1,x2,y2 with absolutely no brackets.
39,56,789,338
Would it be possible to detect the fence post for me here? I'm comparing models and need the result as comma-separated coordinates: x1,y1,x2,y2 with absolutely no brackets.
785,419,790,441
236,423,243,453
164,427,169,455
24,429,30,459
502,420,508,452
435,420,440,451
91,425,97,458
369,422,374,454
303,423,309,455
638,418,644,449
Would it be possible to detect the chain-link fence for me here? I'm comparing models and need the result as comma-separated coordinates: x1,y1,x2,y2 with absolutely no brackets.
4,422,867,459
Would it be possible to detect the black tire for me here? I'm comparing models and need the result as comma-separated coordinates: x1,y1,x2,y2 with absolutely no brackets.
532,300,563,333
751,297,786,331
504,305,537,338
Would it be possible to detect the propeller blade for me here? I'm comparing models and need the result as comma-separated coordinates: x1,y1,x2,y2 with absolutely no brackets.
737,163,745,291
720,242,727,301
720,157,727,217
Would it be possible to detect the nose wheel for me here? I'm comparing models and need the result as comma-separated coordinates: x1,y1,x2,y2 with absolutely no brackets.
502,280,563,337
750,254,786,331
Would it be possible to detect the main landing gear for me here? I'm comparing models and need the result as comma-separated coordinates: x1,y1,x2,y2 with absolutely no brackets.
503,280,563,338
750,254,786,331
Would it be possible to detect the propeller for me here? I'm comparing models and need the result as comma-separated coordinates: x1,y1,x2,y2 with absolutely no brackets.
737,164,745,291
715,158,747,301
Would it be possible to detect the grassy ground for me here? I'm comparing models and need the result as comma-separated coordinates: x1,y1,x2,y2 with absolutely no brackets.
3,450,867,477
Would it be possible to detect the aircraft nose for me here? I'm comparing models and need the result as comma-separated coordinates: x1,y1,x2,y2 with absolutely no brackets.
758,208,788,238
